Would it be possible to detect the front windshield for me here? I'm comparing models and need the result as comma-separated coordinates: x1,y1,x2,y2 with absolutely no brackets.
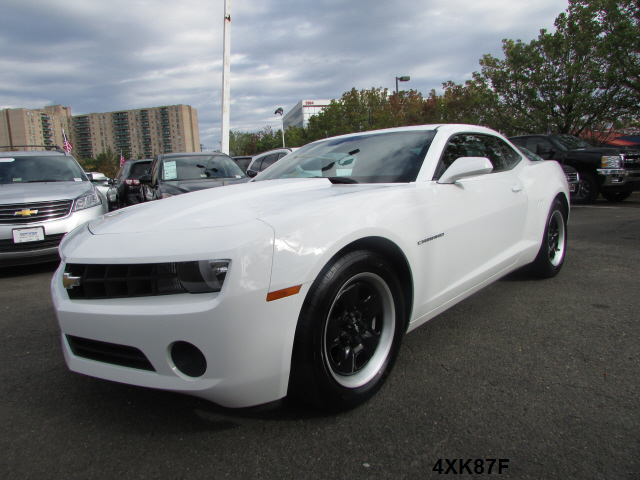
0,155,87,184
554,135,592,150
161,155,245,181
256,130,436,184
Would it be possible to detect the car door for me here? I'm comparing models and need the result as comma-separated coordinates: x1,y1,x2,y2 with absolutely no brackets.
434,133,529,300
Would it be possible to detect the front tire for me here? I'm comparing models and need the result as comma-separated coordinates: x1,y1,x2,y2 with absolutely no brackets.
289,249,405,411
574,172,599,204
530,198,568,278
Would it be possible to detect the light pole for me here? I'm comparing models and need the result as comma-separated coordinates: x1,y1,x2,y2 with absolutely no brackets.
275,107,285,148
395,76,410,94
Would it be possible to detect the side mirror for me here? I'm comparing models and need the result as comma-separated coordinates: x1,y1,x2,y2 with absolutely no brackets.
246,169,258,178
437,157,493,184
138,174,152,185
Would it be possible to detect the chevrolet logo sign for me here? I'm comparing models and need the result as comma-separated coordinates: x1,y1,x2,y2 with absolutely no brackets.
14,209,38,217
63,273,82,290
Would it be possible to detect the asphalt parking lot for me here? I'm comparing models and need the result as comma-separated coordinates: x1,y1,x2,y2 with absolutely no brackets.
1,194,639,480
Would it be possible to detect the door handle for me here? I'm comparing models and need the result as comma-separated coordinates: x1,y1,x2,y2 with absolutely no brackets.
511,184,523,193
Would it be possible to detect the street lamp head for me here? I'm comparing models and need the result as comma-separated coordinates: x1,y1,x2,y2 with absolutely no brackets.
395,75,411,94
275,107,284,115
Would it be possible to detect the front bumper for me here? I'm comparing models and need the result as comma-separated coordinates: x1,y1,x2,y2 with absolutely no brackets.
597,168,640,191
51,221,309,408
0,204,106,266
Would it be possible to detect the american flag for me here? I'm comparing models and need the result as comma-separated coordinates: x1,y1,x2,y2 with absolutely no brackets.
62,130,73,153
119,151,125,167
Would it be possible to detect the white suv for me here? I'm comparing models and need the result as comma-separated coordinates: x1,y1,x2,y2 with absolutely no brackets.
0,151,108,266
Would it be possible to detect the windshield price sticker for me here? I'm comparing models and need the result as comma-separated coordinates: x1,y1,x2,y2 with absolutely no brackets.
13,227,45,243
164,161,177,180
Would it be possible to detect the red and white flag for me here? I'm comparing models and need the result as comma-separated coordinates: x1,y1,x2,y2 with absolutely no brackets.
62,129,73,153
119,151,125,167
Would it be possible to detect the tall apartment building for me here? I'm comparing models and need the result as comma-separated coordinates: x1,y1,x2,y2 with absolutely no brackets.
71,104,200,159
0,105,73,152
1,103,200,159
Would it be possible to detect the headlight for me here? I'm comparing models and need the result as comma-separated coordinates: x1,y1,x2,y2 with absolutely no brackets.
177,260,230,293
602,155,622,168
74,190,102,211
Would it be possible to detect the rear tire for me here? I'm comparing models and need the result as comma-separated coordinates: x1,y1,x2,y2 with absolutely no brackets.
288,249,405,411
601,191,632,202
530,198,567,279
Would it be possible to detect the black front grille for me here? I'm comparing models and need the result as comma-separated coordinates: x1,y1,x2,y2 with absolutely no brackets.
0,233,65,253
624,153,640,172
66,335,156,371
0,200,73,225
65,263,187,299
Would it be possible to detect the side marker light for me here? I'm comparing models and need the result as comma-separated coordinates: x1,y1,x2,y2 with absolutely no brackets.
266,285,302,302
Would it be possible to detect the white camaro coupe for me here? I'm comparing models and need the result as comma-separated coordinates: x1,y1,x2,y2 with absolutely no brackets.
51,124,569,410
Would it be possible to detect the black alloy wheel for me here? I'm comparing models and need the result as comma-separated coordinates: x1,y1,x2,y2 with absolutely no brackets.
289,249,405,410
531,197,568,278
573,172,599,204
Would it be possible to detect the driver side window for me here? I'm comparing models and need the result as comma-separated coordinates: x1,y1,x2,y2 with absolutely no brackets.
433,134,508,180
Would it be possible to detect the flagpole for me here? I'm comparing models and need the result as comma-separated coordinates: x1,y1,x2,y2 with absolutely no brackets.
220,0,231,154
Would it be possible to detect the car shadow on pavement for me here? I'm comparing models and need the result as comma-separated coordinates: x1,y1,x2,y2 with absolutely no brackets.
63,377,335,436
0,260,59,278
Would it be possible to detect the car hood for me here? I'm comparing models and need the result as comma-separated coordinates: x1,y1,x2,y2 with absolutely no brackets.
0,181,93,204
565,146,627,156
89,178,393,234
162,177,250,193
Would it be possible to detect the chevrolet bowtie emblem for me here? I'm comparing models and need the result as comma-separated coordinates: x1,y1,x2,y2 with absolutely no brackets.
15,209,38,217
63,272,82,290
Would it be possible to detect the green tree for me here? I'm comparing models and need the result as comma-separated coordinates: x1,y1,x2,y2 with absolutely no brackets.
569,0,640,104
78,148,121,178
478,1,635,136
283,126,309,148
229,131,257,156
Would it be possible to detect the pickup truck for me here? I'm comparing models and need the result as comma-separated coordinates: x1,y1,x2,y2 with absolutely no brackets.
509,134,640,203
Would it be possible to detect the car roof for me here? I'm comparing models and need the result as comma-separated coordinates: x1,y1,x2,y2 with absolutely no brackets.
0,150,70,157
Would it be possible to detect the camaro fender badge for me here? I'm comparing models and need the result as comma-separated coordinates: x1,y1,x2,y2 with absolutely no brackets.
63,272,82,290
418,232,444,245
14,209,38,216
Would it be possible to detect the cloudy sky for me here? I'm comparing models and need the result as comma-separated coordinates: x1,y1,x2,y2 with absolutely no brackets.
1,0,568,150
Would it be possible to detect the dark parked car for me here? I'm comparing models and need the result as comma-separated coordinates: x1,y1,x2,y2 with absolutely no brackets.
111,159,152,209
246,148,297,177
516,146,581,199
509,134,640,203
139,152,250,201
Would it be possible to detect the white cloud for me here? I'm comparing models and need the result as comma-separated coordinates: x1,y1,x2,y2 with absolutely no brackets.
0,0,568,149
